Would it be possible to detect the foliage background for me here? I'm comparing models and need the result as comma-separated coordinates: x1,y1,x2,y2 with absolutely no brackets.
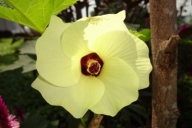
0,0,192,128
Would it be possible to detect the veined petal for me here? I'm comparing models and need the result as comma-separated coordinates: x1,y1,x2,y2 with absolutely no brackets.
91,30,137,61
36,15,81,87
32,76,105,118
126,31,152,89
61,21,91,60
135,58,152,89
116,23,152,89
80,11,126,45
91,30,152,89
90,58,139,116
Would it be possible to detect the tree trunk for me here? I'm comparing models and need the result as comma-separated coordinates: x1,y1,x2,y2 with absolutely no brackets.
149,0,180,128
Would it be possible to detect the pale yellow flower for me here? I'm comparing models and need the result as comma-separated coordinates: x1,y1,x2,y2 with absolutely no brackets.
32,11,152,118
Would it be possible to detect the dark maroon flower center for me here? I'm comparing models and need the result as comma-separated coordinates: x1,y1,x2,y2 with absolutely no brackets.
81,53,104,76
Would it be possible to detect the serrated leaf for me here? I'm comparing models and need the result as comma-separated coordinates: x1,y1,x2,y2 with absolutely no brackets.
0,38,24,55
0,0,78,33
0,55,36,73
19,40,36,54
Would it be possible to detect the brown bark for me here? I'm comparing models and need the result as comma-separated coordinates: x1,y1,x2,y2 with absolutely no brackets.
149,0,180,128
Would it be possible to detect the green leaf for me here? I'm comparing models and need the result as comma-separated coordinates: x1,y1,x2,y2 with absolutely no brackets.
129,29,151,42
0,38,24,56
0,0,78,33
22,61,36,73
138,29,151,42
0,55,36,73
20,114,48,128
47,120,59,128
19,40,36,54
0,0,13,8
0,54,18,66
180,39,192,44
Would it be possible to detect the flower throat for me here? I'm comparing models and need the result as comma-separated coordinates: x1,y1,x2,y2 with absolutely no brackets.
81,53,104,76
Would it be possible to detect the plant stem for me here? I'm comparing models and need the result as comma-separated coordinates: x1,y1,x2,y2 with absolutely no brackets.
80,117,87,128
88,114,103,128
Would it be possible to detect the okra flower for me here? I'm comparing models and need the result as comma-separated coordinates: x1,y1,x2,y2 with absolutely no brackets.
32,11,152,118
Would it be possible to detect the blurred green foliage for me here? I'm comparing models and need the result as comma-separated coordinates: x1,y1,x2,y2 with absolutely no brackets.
0,0,78,33
129,29,151,42
0,38,23,56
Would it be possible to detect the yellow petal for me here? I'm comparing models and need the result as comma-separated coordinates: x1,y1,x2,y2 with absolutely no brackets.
91,30,136,61
90,58,139,116
32,75,105,118
116,23,152,89
36,15,80,87
135,59,152,89
61,20,91,60
91,30,152,89
126,31,152,89
80,10,126,45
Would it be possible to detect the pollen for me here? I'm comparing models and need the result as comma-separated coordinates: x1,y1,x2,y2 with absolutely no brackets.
87,59,101,75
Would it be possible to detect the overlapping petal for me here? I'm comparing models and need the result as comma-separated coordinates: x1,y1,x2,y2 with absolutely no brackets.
90,30,137,61
61,21,91,59
91,29,152,89
61,11,126,60
91,58,139,116
79,11,126,44
36,16,80,87
116,23,152,89
32,76,105,118
127,31,152,89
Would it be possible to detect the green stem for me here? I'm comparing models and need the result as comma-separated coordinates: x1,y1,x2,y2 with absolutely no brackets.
81,117,87,128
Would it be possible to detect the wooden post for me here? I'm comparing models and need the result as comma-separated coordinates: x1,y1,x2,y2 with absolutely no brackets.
149,0,180,128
